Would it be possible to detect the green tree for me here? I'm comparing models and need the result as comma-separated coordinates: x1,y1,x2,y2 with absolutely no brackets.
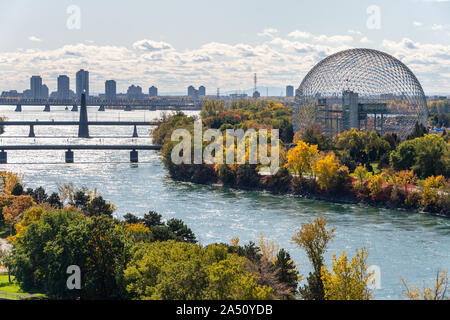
11,183,24,196
124,241,272,300
85,196,114,217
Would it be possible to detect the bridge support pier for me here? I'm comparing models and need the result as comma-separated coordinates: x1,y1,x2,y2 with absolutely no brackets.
65,150,74,163
15,104,22,112
71,105,78,112
0,151,7,164
43,104,51,112
98,105,105,111
124,105,132,111
29,125,35,137
132,125,138,138
130,150,138,163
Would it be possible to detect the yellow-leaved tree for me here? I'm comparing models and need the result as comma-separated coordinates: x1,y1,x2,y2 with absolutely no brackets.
286,141,318,177
0,171,21,194
321,249,373,300
401,269,448,300
312,152,340,192
421,175,446,210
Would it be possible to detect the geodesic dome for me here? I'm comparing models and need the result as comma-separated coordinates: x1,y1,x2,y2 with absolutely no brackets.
294,48,428,137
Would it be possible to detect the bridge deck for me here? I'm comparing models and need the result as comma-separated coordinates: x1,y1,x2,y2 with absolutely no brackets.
0,145,162,151
0,121,159,126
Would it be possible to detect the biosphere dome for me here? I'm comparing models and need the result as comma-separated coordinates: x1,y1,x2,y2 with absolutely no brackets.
293,48,428,137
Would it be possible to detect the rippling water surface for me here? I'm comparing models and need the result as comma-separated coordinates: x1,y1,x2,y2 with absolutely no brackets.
1,106,449,299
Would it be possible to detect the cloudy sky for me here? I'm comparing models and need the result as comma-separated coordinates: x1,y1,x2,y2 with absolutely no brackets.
0,0,449,95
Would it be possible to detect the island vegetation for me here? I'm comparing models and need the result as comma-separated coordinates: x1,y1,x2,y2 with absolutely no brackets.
154,100,449,217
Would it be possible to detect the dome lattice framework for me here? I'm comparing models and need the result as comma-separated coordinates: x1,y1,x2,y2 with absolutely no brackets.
294,48,428,137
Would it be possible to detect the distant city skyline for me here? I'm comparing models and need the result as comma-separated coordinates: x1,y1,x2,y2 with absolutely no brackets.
0,0,449,94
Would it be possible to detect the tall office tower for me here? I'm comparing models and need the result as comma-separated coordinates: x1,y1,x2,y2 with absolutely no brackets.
105,80,117,100
286,85,294,97
188,85,196,97
57,75,70,99
30,76,42,99
40,84,49,99
76,69,89,98
198,86,206,96
127,85,143,100
149,86,158,97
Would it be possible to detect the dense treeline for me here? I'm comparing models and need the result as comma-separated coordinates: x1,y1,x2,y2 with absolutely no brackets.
0,176,301,300
156,100,449,216
1,173,447,300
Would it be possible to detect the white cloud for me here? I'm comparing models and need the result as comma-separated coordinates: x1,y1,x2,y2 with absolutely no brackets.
413,21,423,27
0,34,448,94
348,29,362,35
257,28,278,38
132,39,173,51
360,37,371,44
28,36,42,42
288,30,353,43
431,24,444,30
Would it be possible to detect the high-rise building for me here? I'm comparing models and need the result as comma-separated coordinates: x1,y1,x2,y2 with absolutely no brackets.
127,85,143,100
105,80,117,100
198,86,206,96
76,69,89,98
30,76,42,99
286,85,294,97
57,75,70,99
149,86,158,97
40,84,49,99
188,85,196,97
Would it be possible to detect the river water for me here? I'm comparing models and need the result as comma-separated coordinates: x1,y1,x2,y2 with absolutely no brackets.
0,106,449,300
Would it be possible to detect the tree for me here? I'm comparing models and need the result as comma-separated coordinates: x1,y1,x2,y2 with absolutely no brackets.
286,140,319,177
353,166,369,191
142,211,164,227
421,175,447,212
167,218,197,243
73,190,90,210
292,217,335,300
0,171,21,195
124,241,273,300
85,196,114,217
12,209,133,299
321,249,373,300
11,183,24,196
31,187,48,203
312,152,340,192
367,174,386,200
401,269,448,300
275,249,300,298
390,134,449,178
2,195,35,229
48,192,63,209
412,134,449,178
406,122,428,140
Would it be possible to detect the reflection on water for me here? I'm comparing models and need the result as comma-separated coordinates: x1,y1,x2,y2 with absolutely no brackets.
0,107,449,299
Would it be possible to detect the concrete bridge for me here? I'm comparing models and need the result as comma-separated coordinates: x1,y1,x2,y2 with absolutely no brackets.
0,121,160,138
0,93,162,138
0,93,163,164
0,145,162,164
0,96,202,112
